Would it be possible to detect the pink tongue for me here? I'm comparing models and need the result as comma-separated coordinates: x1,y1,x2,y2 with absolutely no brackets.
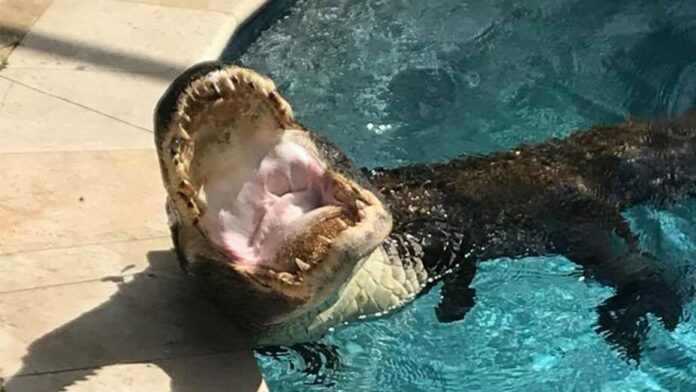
210,142,326,265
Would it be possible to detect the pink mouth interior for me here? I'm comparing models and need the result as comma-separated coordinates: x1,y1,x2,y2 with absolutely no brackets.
199,141,335,269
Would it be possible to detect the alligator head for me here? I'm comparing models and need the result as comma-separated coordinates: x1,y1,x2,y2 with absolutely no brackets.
154,62,393,340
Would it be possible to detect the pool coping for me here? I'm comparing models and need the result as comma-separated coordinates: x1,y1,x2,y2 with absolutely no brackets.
221,0,298,62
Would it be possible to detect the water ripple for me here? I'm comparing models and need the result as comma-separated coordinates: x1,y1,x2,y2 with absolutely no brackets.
239,0,696,390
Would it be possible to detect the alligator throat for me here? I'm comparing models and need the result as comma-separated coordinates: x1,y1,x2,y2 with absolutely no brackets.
199,141,348,271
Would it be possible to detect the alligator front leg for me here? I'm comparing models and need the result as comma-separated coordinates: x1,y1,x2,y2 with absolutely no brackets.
392,218,479,323
435,261,477,323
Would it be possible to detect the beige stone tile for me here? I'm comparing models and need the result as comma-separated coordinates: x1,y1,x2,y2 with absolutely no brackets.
5,0,234,71
5,363,178,391
0,150,168,254
0,80,154,152
0,0,54,63
2,0,238,129
0,252,262,390
0,77,11,97
5,358,267,391
2,69,169,133
226,0,270,25
0,0,54,31
0,238,173,293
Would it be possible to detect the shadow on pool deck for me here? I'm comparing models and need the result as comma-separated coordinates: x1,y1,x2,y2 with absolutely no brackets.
0,24,183,80
4,250,263,392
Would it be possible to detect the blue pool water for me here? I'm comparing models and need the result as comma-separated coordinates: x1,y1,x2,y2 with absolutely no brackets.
232,0,696,390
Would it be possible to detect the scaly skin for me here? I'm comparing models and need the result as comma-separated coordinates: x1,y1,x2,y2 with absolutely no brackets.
369,113,696,360
156,62,696,361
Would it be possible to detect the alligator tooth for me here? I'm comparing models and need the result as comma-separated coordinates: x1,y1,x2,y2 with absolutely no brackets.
178,179,196,196
174,165,187,180
212,81,223,95
184,95,200,113
295,258,311,272
277,272,295,284
176,125,191,140
336,218,349,230
196,186,207,204
221,78,235,94
195,83,217,100
267,269,278,278
317,235,333,245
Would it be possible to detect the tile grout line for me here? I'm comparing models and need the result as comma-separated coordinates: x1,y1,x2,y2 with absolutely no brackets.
0,74,154,134
0,268,186,296
0,271,160,296
0,235,169,257
0,81,13,108
10,347,251,379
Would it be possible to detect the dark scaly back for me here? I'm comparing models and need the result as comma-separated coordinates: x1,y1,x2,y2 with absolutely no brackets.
570,112,696,207
370,111,696,263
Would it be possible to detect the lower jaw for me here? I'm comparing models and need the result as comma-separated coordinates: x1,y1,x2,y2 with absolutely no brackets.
252,246,417,346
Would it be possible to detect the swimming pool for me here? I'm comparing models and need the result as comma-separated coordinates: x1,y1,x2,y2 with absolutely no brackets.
229,0,696,390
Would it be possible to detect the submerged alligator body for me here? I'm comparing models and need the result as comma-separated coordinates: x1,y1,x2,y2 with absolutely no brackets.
155,62,696,361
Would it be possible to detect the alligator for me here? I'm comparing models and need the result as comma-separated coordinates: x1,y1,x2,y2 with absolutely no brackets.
154,61,696,361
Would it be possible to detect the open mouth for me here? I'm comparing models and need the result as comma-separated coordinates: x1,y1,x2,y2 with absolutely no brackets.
199,140,369,281
155,62,392,298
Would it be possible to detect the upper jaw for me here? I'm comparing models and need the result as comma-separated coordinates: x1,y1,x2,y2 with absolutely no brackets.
154,62,393,307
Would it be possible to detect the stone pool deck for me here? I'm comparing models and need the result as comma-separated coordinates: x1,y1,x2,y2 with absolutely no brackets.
0,0,269,390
